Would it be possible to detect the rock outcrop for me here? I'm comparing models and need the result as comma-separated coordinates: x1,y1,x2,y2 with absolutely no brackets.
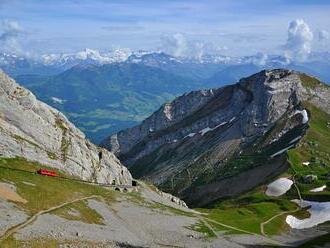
102,69,330,206
0,71,132,185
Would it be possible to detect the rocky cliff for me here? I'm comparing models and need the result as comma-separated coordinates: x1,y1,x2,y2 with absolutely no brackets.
0,71,132,185
102,69,330,206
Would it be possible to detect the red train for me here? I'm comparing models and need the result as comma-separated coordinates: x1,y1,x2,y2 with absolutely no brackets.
37,169,57,177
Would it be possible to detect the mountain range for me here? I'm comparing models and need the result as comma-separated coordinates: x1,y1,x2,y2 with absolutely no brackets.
1,69,330,246
1,50,330,143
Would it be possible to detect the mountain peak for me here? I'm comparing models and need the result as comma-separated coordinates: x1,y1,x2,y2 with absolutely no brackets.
102,69,330,206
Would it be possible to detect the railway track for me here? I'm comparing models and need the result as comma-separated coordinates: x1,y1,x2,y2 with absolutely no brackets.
0,165,134,189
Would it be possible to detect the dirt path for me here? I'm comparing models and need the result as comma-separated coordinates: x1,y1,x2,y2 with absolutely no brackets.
260,174,303,236
201,216,284,246
197,217,219,238
0,195,99,242
260,207,300,236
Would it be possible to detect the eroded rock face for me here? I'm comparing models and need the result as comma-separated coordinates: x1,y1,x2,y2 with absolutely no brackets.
104,70,329,161
102,69,330,206
0,71,132,185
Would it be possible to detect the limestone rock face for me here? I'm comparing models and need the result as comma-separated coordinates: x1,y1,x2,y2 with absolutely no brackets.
0,71,132,185
104,69,330,164
102,69,330,206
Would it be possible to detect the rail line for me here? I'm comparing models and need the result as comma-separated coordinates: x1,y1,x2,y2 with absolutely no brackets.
0,165,134,189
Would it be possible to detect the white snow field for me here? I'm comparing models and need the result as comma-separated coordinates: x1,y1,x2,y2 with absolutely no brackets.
310,185,326,192
286,200,330,229
265,178,293,196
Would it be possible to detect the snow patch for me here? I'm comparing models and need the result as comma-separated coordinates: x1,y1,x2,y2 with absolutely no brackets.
289,136,302,144
270,144,295,158
200,127,212,136
310,185,326,192
265,178,293,196
294,109,309,124
184,133,196,138
51,97,65,104
199,122,227,136
286,200,330,229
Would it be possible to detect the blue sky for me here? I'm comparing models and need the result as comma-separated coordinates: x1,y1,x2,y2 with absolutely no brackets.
0,0,329,57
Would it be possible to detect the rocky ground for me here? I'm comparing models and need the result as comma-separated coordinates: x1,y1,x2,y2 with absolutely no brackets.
2,179,328,248
0,180,291,248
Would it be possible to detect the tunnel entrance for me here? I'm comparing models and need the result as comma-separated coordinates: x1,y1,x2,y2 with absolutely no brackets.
98,151,103,161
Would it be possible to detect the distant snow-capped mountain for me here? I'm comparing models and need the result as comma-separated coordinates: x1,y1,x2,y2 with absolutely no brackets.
41,48,133,67
1,49,330,82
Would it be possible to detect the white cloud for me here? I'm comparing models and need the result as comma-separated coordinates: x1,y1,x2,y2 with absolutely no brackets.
160,33,225,59
0,19,25,54
160,33,188,57
284,19,313,62
245,52,268,66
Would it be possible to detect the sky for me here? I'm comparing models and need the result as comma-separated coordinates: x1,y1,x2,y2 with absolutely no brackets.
0,0,329,58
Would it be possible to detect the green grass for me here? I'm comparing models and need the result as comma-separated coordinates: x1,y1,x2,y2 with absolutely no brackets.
125,191,147,205
51,200,104,225
55,117,70,161
287,102,330,199
125,189,195,217
299,73,324,89
150,201,195,217
0,157,118,215
1,236,114,248
188,220,216,238
262,213,293,237
12,134,40,149
46,151,57,160
198,190,297,235
1,236,59,248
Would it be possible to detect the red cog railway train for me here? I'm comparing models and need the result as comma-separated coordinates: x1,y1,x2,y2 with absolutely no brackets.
37,169,58,177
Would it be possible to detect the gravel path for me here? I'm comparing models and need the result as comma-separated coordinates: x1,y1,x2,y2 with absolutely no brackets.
0,195,99,242
4,183,312,247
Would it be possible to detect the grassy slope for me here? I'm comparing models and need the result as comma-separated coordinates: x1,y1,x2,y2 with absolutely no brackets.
288,102,330,200
197,190,298,236
0,157,118,216
0,157,121,247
